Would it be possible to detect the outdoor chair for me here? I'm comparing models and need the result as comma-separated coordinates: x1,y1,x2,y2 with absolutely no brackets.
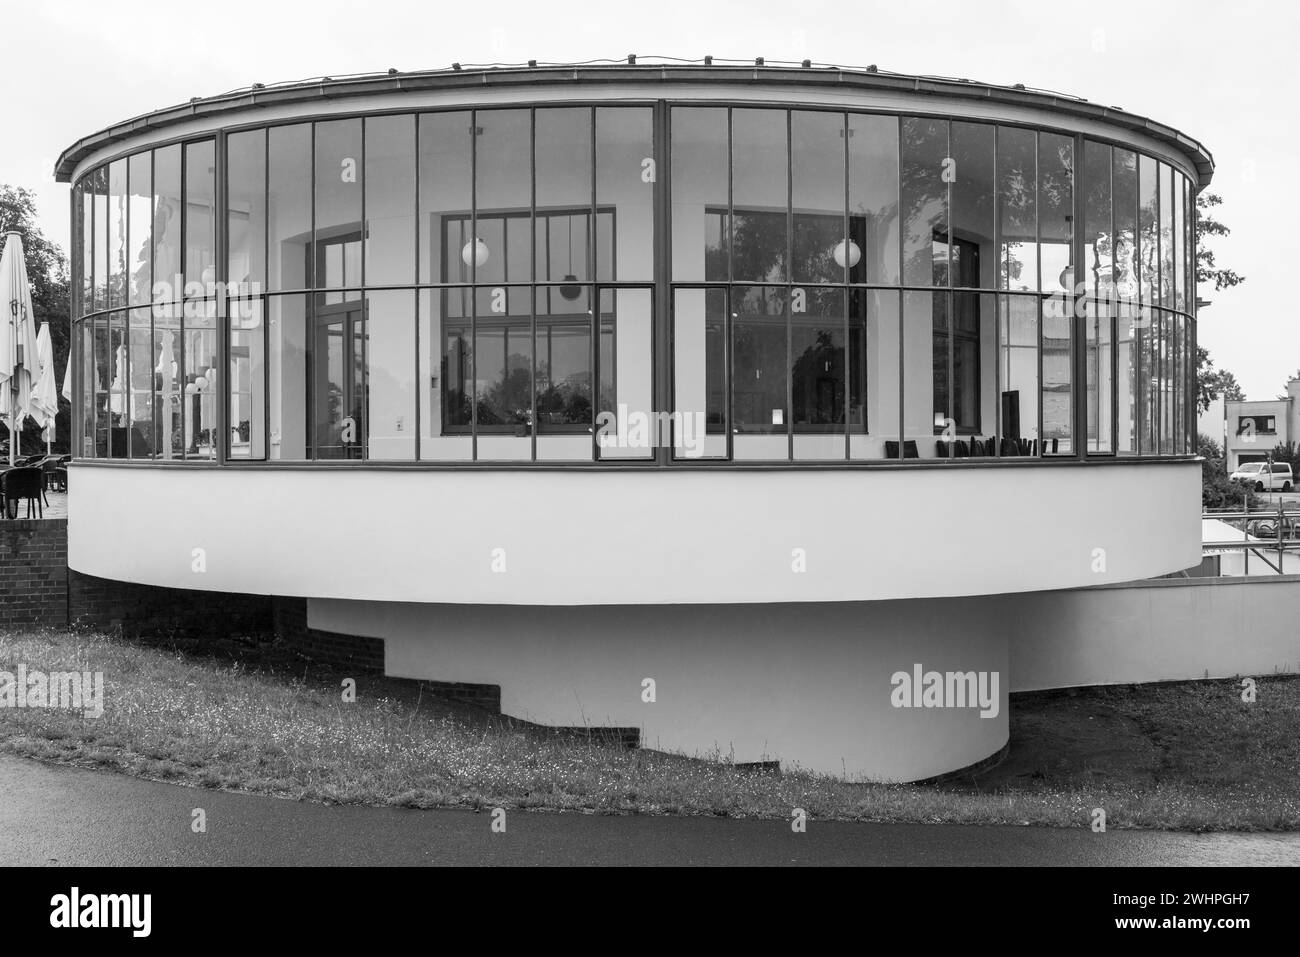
55,467,68,493
38,456,59,503
2,467,44,519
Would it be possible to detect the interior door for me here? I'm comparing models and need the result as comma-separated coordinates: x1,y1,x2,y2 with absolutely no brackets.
310,306,365,459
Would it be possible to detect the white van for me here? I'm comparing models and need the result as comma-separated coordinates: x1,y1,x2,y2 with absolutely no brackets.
1230,461,1293,492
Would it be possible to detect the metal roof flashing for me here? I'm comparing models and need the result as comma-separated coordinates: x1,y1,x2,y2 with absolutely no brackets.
54,62,1215,185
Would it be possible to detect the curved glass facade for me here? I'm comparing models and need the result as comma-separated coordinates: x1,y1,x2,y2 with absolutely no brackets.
68,100,1199,465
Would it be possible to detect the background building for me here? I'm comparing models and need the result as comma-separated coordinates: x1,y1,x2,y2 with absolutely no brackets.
57,62,1209,780
1224,378,1300,470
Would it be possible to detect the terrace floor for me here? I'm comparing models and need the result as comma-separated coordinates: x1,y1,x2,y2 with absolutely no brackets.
1,489,66,521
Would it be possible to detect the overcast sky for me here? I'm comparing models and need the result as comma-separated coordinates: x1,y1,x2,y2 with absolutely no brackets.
2,0,1291,398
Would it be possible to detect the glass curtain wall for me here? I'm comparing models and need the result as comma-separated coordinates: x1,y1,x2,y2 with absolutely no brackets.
70,105,1198,465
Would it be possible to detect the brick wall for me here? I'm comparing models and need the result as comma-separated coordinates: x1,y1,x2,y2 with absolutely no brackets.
2,521,502,714
269,598,500,709
0,519,68,627
68,569,274,639
270,597,384,673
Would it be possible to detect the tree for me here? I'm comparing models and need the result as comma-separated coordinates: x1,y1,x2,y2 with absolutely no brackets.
0,185,71,454
1187,193,1246,413
1195,193,1244,292
1199,431,1256,509
1195,347,1246,413
1270,441,1300,479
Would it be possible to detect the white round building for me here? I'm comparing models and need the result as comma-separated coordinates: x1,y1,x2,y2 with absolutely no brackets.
57,61,1210,780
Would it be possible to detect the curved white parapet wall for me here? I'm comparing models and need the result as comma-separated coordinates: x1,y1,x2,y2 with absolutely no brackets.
314,596,1010,782
69,462,1200,605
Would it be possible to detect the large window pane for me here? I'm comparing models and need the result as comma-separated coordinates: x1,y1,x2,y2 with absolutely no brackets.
1038,133,1073,299
596,108,654,281
1182,176,1194,312
536,108,592,288
792,287,849,461
671,108,729,282
227,129,266,293
998,127,1037,292
732,285,788,459
1085,299,1113,454
791,110,845,285
849,289,900,460
366,290,417,460
418,287,473,461
127,153,152,307
268,294,308,459
1159,309,1173,454
902,290,940,457
1042,295,1072,454
107,159,126,309
184,141,215,292
998,295,1040,456
475,109,532,285
1117,299,1138,455
1180,310,1190,452
1138,305,1158,453
80,320,95,456
900,118,948,287
306,291,366,459
152,146,182,301
183,303,218,459
365,115,416,286
1174,173,1187,313
472,285,532,461
229,298,265,460
931,291,997,457
267,125,311,292
732,109,788,283
848,114,900,285
78,177,92,316
314,120,363,294
151,302,183,459
105,312,127,458
536,284,593,462
418,111,472,285
1159,164,1176,309
92,315,109,454
127,307,152,457
1137,154,1159,306
92,166,107,311
1113,149,1139,303
596,287,653,460
949,123,995,289
1082,141,1112,300
671,287,727,459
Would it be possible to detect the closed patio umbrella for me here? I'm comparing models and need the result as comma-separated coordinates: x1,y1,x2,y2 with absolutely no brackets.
31,323,59,455
109,343,127,416
156,329,176,460
0,231,40,465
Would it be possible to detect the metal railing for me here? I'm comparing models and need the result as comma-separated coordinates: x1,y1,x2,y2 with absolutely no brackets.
1202,498,1300,575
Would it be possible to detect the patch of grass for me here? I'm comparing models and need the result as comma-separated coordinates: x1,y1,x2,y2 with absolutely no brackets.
1,627,1297,830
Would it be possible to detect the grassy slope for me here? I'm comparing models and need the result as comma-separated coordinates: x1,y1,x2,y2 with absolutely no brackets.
1,628,1297,830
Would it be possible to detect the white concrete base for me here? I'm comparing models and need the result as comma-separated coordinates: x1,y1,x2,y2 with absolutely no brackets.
311,597,1010,782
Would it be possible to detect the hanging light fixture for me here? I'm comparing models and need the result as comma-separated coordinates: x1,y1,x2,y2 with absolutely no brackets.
560,214,581,301
461,237,489,269
832,238,862,269
1059,264,1075,292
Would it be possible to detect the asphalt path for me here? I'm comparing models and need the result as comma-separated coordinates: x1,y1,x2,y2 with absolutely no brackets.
1,754,1297,866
